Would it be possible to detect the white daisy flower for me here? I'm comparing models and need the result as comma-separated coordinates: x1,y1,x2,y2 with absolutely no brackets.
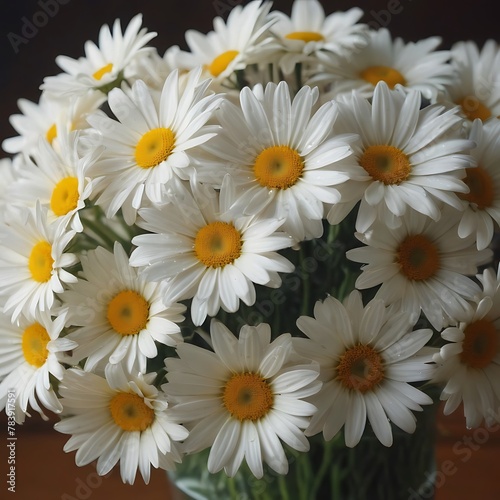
438,39,500,123
200,80,354,242
85,68,223,225
1,91,105,156
55,365,188,485
61,242,185,373
0,309,76,423
346,207,493,331
327,81,474,233
41,14,157,99
433,266,500,428
456,119,500,250
0,203,77,321
313,28,456,102
130,177,294,326
11,128,101,232
293,291,436,447
268,1,368,74
170,0,276,84
163,319,321,478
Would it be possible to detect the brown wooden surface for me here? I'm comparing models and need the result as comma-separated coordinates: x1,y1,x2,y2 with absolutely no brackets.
1,402,499,499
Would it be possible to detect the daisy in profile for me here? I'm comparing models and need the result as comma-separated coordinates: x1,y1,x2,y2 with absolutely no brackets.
293,291,436,447
11,128,101,232
200,80,354,242
0,309,76,424
456,119,500,250
55,365,188,484
268,1,368,74
346,207,493,331
433,266,500,428
163,319,321,478
0,203,77,321
62,242,185,373
438,39,500,122
170,0,276,85
85,68,222,224
0,157,21,223
41,14,157,98
327,81,474,233
130,177,294,326
313,28,456,102
1,91,105,156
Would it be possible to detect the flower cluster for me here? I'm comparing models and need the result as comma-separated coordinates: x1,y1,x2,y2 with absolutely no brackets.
1,0,499,487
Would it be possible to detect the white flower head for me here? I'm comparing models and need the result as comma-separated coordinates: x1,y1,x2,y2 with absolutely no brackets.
327,81,475,232
163,319,321,478
346,207,493,331
200,80,355,242
62,242,185,373
268,1,368,73
313,28,456,102
130,176,295,326
433,266,500,428
85,68,223,224
55,365,188,485
11,127,101,232
41,14,157,99
439,39,500,123
293,291,437,447
170,0,276,84
0,309,76,423
2,91,105,156
0,203,78,321
456,119,500,250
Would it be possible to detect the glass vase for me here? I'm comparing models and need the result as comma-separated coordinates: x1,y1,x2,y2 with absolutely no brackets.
167,393,439,500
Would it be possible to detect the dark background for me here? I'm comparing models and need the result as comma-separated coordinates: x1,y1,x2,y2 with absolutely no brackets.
0,0,498,153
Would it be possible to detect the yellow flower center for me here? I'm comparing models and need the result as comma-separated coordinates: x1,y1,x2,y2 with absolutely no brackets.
336,344,385,393
22,323,50,368
106,290,150,336
194,221,242,268
359,144,411,185
360,65,407,89
457,96,492,122
208,50,239,77
460,319,498,369
46,123,57,144
458,166,494,210
253,145,304,189
285,31,325,43
92,63,114,81
135,128,176,169
109,392,155,432
397,234,440,281
28,241,54,283
50,177,80,216
223,372,274,421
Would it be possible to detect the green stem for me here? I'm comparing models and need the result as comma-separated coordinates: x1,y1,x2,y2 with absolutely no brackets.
277,474,291,500
82,216,116,249
294,63,303,91
299,243,310,316
310,438,333,497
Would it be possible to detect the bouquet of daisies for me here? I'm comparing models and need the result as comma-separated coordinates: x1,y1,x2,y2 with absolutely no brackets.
1,0,499,493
